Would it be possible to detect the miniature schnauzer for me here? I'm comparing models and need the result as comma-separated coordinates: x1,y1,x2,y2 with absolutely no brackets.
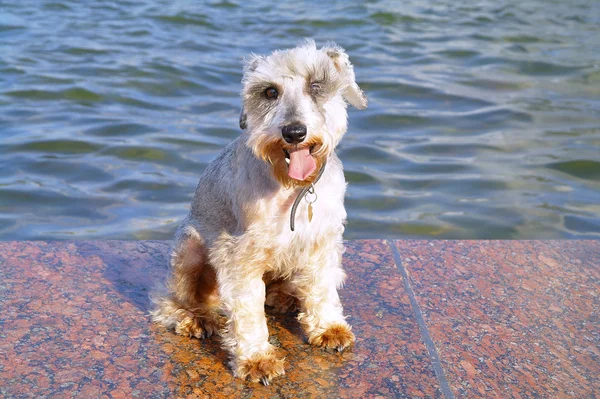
151,39,367,384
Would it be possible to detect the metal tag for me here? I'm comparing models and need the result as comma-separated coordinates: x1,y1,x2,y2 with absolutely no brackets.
305,184,317,223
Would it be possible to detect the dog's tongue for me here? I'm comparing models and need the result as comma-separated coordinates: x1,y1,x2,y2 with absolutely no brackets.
287,147,316,181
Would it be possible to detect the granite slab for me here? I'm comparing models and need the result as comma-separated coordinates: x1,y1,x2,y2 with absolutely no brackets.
394,240,600,399
0,240,598,398
0,240,439,398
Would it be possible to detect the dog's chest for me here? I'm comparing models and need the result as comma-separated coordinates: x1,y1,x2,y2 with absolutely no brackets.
266,183,347,245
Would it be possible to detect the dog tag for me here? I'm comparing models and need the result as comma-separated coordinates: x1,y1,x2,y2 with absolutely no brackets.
305,184,317,224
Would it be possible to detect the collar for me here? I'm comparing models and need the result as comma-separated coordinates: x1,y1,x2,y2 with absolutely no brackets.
289,161,327,231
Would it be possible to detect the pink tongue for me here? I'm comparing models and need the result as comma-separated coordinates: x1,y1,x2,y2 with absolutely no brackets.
287,147,316,181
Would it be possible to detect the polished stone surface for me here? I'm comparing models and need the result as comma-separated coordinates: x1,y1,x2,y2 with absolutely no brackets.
0,240,598,398
395,240,600,399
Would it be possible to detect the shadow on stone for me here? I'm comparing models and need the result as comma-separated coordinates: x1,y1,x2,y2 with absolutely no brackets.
74,240,170,313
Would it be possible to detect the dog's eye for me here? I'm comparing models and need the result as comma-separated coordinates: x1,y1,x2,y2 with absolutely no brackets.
310,82,322,92
265,87,278,99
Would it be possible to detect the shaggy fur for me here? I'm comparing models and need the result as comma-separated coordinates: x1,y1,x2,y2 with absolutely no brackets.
151,39,367,384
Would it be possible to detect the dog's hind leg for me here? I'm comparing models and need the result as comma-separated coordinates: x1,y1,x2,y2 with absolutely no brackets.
151,226,222,339
265,278,299,313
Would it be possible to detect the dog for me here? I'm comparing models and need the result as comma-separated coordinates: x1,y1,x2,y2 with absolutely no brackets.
151,39,367,385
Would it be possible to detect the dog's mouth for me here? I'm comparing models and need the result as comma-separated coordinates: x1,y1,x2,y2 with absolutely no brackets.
283,146,316,181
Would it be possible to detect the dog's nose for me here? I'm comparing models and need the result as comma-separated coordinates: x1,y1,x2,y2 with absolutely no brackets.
281,123,307,144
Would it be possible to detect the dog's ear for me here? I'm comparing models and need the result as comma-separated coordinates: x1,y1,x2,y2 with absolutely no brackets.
243,53,264,74
322,43,367,110
240,54,264,130
239,106,247,130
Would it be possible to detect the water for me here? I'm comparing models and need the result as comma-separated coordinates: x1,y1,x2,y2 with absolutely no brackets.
1,0,599,240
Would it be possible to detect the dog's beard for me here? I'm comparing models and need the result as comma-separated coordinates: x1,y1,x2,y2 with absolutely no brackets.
254,137,326,188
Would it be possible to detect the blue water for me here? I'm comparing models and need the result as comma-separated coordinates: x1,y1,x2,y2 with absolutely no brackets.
1,0,599,240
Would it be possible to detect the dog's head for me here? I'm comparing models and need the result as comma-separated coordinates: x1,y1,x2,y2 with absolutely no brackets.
239,39,367,188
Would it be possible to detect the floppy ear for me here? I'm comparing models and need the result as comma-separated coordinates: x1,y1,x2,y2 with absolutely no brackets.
239,106,247,130
239,54,265,130
243,53,264,74
322,43,367,109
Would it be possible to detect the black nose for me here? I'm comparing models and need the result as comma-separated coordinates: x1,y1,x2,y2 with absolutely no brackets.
282,123,307,144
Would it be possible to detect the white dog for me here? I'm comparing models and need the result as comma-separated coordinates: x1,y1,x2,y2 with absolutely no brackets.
151,39,367,384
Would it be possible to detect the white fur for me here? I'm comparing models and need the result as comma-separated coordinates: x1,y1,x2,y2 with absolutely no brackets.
151,39,367,383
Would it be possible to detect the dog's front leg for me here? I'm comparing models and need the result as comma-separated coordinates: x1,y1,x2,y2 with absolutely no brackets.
218,267,285,384
295,240,355,352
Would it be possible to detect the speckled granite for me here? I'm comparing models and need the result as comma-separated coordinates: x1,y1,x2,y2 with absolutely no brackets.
394,240,600,399
1,240,598,398
0,240,441,398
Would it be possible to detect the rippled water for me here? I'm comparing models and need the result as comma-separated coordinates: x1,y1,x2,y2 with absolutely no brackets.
1,0,599,240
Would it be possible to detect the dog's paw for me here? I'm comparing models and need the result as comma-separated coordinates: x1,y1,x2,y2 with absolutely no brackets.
308,323,355,352
236,351,285,385
174,311,221,339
